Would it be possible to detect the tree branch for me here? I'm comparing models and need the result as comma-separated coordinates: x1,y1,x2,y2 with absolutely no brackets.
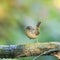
0,42,60,59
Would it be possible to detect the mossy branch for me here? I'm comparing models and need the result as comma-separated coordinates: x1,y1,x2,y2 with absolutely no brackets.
0,42,60,59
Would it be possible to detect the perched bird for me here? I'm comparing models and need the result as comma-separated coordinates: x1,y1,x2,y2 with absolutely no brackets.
23,16,41,39
25,22,41,39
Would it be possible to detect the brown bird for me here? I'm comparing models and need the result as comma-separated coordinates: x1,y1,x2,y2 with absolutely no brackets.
25,21,41,39
18,16,41,39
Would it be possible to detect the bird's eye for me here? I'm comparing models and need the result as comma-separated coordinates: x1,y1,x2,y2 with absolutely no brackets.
26,26,31,30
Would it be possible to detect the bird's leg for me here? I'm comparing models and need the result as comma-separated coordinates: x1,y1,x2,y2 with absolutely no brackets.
36,38,39,46
34,38,39,48
35,37,39,43
36,38,39,43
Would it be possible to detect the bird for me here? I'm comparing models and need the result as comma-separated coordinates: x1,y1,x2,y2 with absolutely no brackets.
17,16,41,39
23,16,41,39
25,21,41,39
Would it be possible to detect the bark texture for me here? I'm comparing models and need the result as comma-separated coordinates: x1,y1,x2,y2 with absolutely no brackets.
0,42,60,59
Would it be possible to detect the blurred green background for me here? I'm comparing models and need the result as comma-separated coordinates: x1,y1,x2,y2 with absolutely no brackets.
0,0,60,60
